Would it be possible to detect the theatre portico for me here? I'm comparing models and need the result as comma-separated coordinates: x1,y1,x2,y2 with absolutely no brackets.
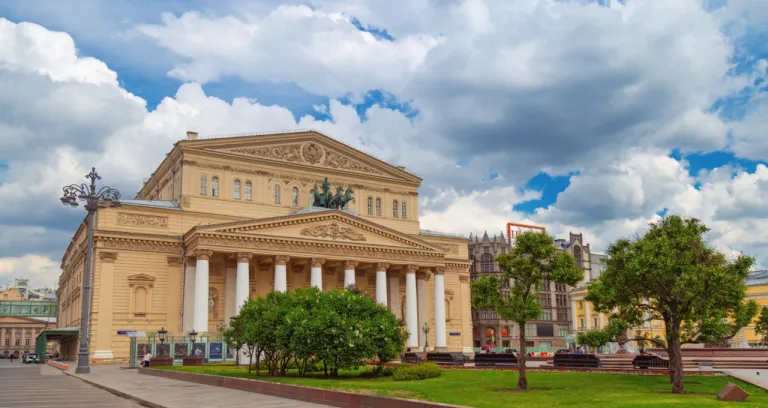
57,130,471,362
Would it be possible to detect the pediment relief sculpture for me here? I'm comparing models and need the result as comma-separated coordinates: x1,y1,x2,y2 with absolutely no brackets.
300,222,366,241
220,142,384,176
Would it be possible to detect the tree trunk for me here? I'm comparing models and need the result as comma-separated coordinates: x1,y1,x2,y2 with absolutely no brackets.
256,347,261,376
667,336,684,393
248,348,253,375
517,321,528,390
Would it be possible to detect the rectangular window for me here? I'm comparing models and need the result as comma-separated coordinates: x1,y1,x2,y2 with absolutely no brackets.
557,310,568,321
401,201,407,219
539,293,551,307
245,182,252,200
541,280,550,291
579,318,585,329
540,309,551,320
557,324,570,337
526,341,535,348
594,317,599,328
4,339,8,346
25,339,30,346
525,323,537,337
375,199,381,216
15,339,19,346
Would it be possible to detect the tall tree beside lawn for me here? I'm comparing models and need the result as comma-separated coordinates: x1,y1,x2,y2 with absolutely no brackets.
756,307,768,344
585,215,758,394
471,231,582,390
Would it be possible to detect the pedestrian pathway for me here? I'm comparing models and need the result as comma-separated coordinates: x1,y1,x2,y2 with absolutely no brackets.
66,364,333,408
0,360,140,408
721,369,768,391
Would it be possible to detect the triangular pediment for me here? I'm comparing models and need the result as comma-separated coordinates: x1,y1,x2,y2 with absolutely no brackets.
185,131,421,183
127,273,156,283
197,210,443,252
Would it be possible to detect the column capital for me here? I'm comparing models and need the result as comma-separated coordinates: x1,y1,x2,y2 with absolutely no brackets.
311,258,326,268
275,255,290,266
166,256,182,267
344,260,359,269
458,275,470,282
434,266,445,275
236,252,253,263
376,263,390,272
405,264,419,273
416,270,431,281
194,249,214,261
99,251,118,263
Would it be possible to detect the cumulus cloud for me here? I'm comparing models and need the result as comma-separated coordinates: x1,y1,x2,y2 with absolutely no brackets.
2,0,768,287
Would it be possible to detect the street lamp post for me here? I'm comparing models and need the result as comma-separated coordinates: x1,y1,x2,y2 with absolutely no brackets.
60,167,121,374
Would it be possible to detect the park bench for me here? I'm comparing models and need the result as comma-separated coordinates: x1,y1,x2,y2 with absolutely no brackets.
401,352,424,364
632,354,669,370
427,352,466,366
553,353,602,368
474,353,519,367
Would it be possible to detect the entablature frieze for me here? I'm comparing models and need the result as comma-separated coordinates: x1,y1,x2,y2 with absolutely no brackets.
93,230,182,254
186,233,445,266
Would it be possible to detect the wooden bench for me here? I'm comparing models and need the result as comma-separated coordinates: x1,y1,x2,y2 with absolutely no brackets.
426,352,466,366
401,352,424,364
553,353,602,368
632,354,669,370
474,353,519,367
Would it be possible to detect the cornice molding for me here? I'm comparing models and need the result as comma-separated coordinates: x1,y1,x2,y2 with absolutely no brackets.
96,236,182,254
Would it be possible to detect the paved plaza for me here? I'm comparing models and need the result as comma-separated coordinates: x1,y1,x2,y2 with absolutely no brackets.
0,360,140,408
66,364,333,408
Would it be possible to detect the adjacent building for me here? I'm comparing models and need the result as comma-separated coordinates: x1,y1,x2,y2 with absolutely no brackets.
56,130,472,362
469,231,597,348
0,282,57,357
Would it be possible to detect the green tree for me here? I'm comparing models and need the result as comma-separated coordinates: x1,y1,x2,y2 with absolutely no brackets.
471,231,582,390
756,307,768,344
585,215,758,394
222,317,246,366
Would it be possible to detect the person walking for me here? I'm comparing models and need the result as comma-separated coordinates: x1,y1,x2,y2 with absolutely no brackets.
9,353,14,363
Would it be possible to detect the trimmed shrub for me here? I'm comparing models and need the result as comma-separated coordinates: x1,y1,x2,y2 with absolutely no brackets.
392,363,442,381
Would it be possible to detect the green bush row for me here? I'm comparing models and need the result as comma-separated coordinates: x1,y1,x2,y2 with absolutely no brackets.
392,363,443,381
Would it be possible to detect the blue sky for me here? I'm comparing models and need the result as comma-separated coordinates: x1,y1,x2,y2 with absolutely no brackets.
1,0,768,286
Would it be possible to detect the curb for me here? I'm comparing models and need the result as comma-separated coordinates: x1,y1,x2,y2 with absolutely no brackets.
63,370,166,408
47,361,69,371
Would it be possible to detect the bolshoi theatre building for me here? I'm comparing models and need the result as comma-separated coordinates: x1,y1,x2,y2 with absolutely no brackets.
56,130,472,362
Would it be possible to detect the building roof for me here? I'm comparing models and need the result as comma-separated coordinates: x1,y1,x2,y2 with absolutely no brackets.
746,270,768,287
121,200,182,210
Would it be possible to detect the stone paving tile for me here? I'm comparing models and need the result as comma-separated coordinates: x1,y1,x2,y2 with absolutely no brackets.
0,360,140,408
68,364,333,408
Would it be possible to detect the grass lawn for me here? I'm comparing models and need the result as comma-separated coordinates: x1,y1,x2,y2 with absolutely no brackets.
156,365,767,407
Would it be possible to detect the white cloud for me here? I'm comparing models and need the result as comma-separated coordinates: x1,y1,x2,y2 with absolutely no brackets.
0,255,61,288
134,6,441,97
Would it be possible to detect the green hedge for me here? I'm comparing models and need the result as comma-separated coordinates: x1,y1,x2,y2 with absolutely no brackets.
392,363,443,381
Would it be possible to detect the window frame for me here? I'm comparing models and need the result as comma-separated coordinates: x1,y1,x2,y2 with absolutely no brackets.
375,198,381,216
291,187,299,206
274,184,281,204
233,179,241,199
200,174,208,196
245,181,252,201
401,201,407,219
392,200,398,218
211,176,219,197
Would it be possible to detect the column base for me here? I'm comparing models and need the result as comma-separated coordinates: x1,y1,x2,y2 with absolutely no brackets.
434,347,449,352
74,366,91,374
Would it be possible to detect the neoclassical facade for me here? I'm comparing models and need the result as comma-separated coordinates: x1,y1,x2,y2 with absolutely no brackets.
57,130,471,361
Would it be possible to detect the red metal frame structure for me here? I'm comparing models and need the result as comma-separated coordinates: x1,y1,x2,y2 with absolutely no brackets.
507,222,546,247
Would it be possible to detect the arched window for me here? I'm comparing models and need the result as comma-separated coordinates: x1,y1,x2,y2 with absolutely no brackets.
573,246,583,268
375,198,381,216
392,201,399,218
291,187,299,206
245,181,252,201
480,253,494,273
211,177,219,197
401,201,407,219
274,184,281,204
233,180,241,199
200,175,208,196
367,197,373,215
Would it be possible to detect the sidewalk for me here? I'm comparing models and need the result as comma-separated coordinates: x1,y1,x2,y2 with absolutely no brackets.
721,369,768,391
65,364,332,408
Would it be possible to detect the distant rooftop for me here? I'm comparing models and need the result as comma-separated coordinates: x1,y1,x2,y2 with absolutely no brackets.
121,200,181,210
420,229,467,239
747,270,768,287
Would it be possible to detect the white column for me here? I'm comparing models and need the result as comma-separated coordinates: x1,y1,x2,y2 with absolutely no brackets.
274,255,289,293
236,253,252,313
417,272,428,349
344,260,358,289
585,300,592,329
375,263,389,306
193,250,212,333
405,266,418,349
310,258,325,290
182,263,196,331
225,266,237,324
389,272,401,318
434,268,447,350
